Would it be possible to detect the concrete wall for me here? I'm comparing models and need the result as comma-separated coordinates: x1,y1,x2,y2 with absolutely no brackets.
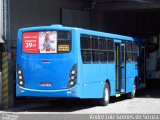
0,0,2,108
135,10,160,35
91,10,160,36
10,0,84,41
9,0,160,40
90,11,106,32
89,11,136,36
62,8,90,29
103,11,135,36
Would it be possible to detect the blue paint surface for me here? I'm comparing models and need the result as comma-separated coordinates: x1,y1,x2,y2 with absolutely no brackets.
16,25,139,99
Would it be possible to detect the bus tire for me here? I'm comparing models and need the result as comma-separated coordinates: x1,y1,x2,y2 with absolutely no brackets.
127,84,136,99
99,83,110,106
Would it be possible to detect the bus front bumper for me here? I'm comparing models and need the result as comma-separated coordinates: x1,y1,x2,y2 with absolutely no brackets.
16,84,80,98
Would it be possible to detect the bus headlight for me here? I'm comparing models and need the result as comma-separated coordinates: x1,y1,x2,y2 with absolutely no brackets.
68,64,77,88
17,65,25,87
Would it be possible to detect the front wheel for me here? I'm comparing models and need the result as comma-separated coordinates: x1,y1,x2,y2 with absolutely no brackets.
99,83,110,106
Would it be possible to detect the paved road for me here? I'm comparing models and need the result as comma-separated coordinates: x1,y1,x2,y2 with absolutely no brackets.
0,85,160,120
1,88,160,113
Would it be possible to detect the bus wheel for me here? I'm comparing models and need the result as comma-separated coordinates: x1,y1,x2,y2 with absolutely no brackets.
127,84,136,99
99,83,110,106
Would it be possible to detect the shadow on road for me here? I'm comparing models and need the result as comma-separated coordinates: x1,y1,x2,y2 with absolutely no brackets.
3,96,134,112
136,79,160,98
3,79,160,112
3,98,97,112
4,97,128,112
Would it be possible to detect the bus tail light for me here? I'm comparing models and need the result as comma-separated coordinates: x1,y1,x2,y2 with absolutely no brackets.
68,64,77,88
17,66,25,87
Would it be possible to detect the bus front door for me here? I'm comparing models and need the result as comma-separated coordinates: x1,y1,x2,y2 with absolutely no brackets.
115,43,126,93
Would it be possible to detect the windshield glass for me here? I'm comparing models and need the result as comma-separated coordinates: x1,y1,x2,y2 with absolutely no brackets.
22,31,71,53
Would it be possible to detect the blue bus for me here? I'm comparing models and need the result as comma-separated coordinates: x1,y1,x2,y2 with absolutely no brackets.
16,24,143,106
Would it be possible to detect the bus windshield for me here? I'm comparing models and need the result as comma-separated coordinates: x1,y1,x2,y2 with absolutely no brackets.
22,31,71,53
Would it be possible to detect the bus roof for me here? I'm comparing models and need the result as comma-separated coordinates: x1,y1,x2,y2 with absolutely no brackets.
19,24,135,41
78,29,134,41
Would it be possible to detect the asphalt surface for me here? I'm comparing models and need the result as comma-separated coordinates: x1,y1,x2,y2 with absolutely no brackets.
0,81,160,120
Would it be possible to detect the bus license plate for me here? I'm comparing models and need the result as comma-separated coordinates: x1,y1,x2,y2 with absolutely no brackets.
40,82,52,86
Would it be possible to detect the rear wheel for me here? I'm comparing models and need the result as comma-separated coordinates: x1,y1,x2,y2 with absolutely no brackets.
99,83,110,106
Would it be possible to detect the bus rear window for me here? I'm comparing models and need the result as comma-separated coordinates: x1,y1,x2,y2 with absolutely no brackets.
22,31,71,53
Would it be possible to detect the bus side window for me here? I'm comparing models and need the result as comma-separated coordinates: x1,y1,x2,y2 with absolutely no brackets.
81,50,92,63
107,39,114,62
99,37,107,62
81,36,91,49
92,37,99,63
126,42,133,62
80,35,91,63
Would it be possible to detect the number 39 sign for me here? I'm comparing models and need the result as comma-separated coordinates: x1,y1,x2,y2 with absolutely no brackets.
22,32,39,53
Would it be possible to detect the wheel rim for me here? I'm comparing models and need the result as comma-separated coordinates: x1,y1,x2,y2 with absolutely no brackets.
104,88,109,102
